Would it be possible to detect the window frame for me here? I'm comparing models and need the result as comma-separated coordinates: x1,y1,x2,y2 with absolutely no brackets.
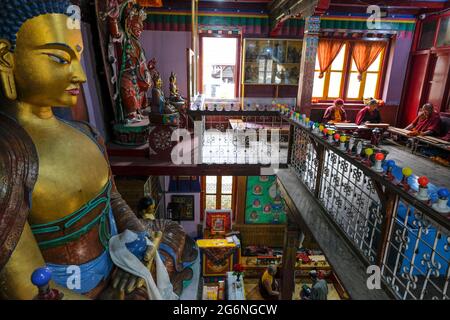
313,43,348,100
312,39,388,103
201,176,236,212
346,47,385,101
199,33,241,99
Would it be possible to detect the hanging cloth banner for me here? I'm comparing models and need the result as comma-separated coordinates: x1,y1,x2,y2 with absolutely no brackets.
351,41,385,81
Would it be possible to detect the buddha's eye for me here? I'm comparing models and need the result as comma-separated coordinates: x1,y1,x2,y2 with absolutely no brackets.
46,54,70,65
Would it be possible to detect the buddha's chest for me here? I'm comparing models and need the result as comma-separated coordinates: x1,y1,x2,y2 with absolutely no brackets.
26,126,110,224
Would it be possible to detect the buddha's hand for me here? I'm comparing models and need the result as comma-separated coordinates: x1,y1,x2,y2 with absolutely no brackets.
112,231,163,294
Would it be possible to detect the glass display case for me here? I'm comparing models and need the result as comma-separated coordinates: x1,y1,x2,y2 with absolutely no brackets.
190,97,296,112
241,97,296,111
243,38,302,85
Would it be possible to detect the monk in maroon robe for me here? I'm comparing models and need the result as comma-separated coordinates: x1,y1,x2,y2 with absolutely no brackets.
405,103,441,137
355,99,382,125
323,99,347,124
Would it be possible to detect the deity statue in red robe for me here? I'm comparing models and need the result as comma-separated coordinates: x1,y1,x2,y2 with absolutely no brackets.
108,0,151,122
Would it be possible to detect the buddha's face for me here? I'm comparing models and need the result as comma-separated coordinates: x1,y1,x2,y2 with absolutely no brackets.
12,14,86,107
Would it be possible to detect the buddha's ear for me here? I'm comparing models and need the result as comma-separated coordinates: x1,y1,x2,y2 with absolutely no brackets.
0,40,17,100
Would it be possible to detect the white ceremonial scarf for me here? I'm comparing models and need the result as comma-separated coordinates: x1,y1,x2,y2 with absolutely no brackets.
109,229,179,300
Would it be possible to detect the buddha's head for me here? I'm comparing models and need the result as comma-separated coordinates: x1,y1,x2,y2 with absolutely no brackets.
0,0,87,108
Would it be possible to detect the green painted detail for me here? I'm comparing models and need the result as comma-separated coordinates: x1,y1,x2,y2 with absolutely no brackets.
37,211,104,250
31,181,113,250
146,13,414,32
31,180,112,230
245,176,287,225
31,225,61,235
64,198,108,229
320,19,415,32
113,123,150,133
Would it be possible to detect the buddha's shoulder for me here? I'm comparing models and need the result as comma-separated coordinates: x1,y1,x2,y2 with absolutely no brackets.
0,113,38,269
0,113,39,173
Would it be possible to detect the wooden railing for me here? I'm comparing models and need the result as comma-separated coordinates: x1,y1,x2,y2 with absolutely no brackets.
286,119,450,300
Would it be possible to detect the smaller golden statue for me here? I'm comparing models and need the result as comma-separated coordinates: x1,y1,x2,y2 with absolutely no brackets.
169,72,185,106
151,72,177,115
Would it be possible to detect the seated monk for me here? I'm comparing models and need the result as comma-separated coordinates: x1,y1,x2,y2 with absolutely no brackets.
259,265,280,300
322,98,347,124
405,103,441,137
0,0,175,300
355,98,383,125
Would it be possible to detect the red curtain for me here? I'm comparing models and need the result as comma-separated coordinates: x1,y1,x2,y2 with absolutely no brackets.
136,0,163,7
351,41,385,81
317,39,344,78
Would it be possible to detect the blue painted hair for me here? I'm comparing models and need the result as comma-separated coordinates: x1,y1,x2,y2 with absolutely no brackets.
0,0,72,51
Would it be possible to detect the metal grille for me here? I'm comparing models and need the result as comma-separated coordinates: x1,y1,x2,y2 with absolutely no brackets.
286,124,450,300
381,199,450,300
319,149,384,264
201,115,289,164
290,126,319,193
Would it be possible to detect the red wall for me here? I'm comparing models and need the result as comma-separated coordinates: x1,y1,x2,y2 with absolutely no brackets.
398,53,429,127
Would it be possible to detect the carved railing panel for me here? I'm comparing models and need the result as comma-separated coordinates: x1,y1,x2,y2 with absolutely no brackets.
319,149,384,264
290,126,319,193
286,122,450,300
381,199,450,300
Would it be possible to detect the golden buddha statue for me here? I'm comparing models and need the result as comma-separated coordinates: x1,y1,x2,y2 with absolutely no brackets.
0,0,167,300
151,72,177,115
169,72,185,106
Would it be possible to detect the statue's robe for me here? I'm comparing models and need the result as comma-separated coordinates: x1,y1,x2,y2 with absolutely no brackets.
0,112,197,298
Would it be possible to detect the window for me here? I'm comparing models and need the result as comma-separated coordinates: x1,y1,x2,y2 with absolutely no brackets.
313,44,346,99
201,37,238,99
347,53,383,100
437,16,450,47
203,176,234,210
418,19,438,50
312,42,385,101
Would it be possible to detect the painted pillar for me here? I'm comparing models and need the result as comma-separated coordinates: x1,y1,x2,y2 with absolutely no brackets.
280,219,303,300
297,16,320,112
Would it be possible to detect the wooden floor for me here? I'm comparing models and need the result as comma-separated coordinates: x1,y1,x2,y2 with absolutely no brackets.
243,278,341,300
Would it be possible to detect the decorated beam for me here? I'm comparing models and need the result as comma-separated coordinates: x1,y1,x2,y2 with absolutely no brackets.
142,7,415,36
269,0,320,35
